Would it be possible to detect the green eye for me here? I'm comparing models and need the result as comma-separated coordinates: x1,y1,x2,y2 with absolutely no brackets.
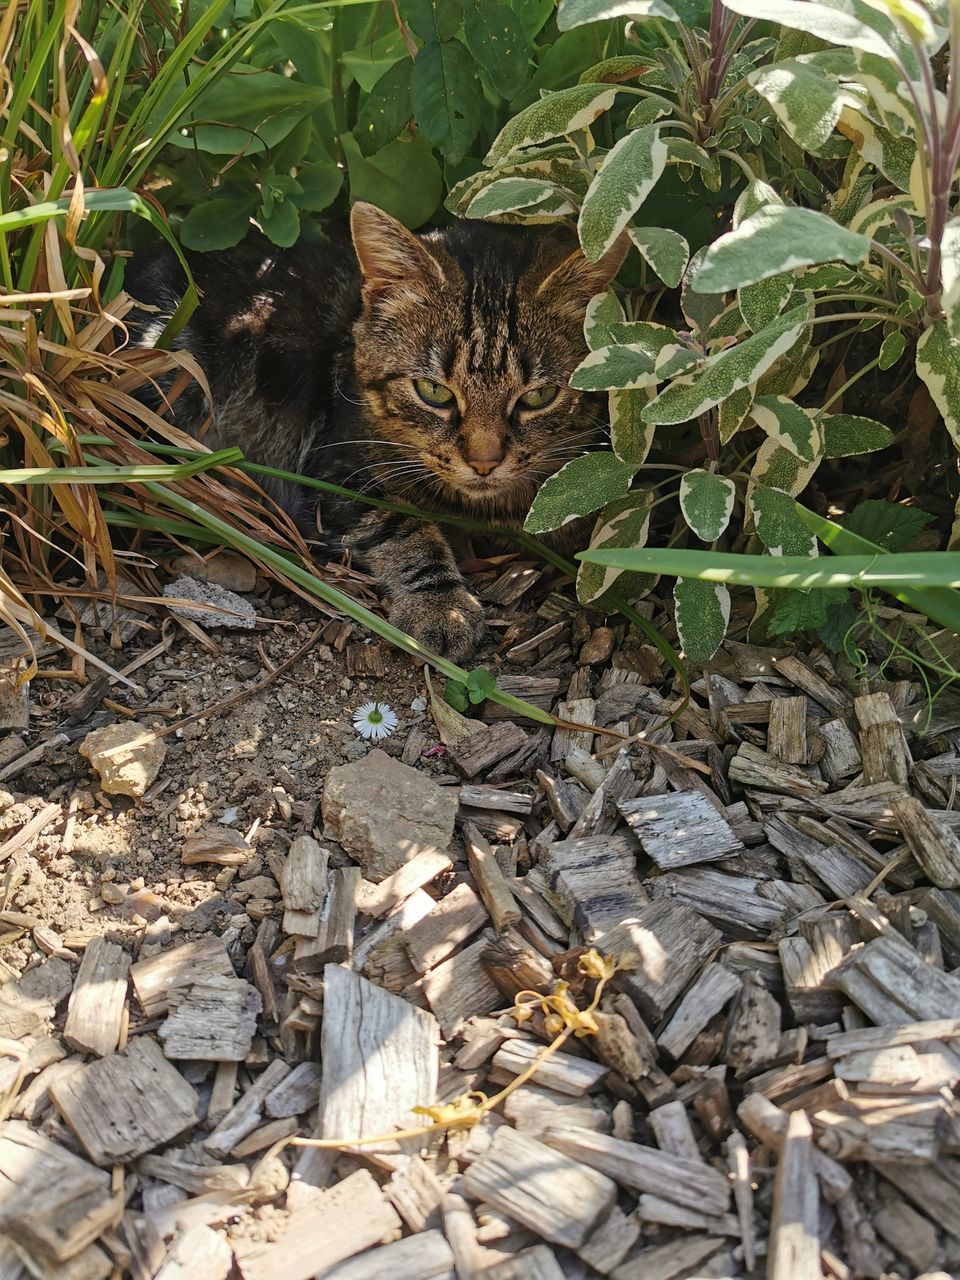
414,378,455,408
518,385,560,409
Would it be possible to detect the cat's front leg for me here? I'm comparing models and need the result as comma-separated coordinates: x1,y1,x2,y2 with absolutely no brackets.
346,512,486,662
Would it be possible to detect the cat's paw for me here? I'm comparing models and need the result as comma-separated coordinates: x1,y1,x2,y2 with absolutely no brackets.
390,588,487,662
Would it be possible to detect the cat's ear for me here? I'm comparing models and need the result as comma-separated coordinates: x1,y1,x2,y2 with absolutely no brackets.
536,234,630,304
350,202,446,300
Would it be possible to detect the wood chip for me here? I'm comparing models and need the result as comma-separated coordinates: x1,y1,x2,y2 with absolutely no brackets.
0,1121,114,1265
159,975,261,1061
597,901,721,1023
462,1126,616,1249
131,937,233,1017
491,1036,608,1096
464,822,521,934
401,882,486,974
619,791,743,869
541,1126,730,1216
658,963,742,1060
421,932,502,1037
318,965,438,1159
63,935,130,1057
49,1036,200,1166
768,1111,821,1279
234,1168,401,1280
294,866,360,971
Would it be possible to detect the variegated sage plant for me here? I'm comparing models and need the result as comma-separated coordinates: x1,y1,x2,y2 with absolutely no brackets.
448,0,960,661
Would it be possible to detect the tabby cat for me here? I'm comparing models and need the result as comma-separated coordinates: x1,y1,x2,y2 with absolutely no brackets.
129,203,626,659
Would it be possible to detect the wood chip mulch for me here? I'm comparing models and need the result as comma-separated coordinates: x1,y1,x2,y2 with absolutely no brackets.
2,555,960,1280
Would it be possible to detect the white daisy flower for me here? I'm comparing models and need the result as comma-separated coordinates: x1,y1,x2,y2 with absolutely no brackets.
352,700,399,741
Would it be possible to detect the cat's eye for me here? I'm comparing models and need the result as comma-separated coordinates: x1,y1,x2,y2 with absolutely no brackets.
518,385,560,410
413,378,455,408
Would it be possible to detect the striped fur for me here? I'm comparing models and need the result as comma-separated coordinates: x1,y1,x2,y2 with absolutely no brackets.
127,203,626,659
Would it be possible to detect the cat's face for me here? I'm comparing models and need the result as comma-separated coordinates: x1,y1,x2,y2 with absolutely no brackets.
349,203,626,516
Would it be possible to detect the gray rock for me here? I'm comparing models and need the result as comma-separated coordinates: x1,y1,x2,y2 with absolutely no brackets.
163,575,256,630
321,748,458,881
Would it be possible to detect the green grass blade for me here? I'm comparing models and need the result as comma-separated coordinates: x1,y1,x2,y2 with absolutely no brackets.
576,546,960,589
794,504,960,633
0,449,244,485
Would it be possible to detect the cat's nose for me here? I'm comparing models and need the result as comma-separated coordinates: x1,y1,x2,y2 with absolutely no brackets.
466,457,502,476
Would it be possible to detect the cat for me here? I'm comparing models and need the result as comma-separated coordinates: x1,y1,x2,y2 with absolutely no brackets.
128,203,626,660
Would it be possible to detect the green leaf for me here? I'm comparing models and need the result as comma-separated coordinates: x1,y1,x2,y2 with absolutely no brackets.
681,247,727,336
467,177,576,219
674,577,731,662
693,206,870,293
844,499,934,551
356,59,413,157
679,469,736,542
629,226,689,288
570,345,658,391
400,0,463,42
578,55,655,84
940,217,960,340
584,291,625,350
610,389,656,465
485,83,619,165
818,596,859,652
463,0,533,97
916,321,960,450
820,413,894,457
874,329,907,372
524,452,636,534
750,440,821,510
739,273,794,332
643,306,808,426
560,0,702,24
466,667,498,703
180,197,253,251
751,396,820,462
767,588,833,637
749,483,818,556
626,97,674,128
161,70,330,155
258,196,300,247
293,163,343,213
719,386,755,445
446,147,590,216
734,178,784,226
722,0,925,73
341,27,409,93
342,131,443,228
749,60,843,152
578,127,667,260
412,40,484,164
513,0,555,37
576,492,654,604
444,679,470,712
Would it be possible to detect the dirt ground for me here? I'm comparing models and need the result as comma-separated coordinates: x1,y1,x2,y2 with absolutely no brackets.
2,605,438,966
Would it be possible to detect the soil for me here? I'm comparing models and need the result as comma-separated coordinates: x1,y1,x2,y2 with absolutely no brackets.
2,607,436,964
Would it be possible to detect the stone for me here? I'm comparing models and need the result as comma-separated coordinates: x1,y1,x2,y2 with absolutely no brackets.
163,575,256,631
79,721,166,799
580,627,616,666
322,748,458,881
170,551,258,594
